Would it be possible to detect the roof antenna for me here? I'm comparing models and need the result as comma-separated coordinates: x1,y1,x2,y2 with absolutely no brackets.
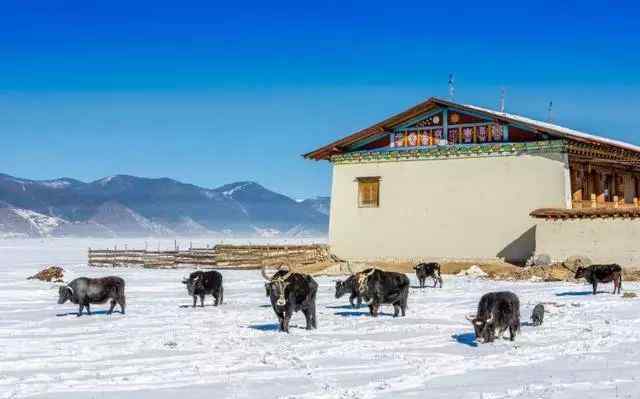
448,73,455,101
499,87,506,113
547,101,553,123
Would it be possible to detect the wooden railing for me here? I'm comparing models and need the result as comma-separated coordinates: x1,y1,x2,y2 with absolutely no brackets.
572,194,640,209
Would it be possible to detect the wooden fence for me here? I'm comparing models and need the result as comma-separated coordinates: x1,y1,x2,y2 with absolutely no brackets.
88,244,330,269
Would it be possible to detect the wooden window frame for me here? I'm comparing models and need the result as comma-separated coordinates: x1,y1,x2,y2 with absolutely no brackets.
357,177,380,208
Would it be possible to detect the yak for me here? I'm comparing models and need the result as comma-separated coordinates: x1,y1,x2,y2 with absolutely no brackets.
574,264,622,295
467,291,520,343
262,267,318,333
183,270,224,308
57,276,126,316
335,274,362,309
414,262,443,288
356,268,409,317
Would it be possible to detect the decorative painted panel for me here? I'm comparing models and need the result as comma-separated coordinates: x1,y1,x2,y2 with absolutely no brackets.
447,124,504,145
390,128,444,148
393,123,503,148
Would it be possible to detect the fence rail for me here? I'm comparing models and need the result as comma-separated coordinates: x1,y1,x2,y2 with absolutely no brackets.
88,244,330,269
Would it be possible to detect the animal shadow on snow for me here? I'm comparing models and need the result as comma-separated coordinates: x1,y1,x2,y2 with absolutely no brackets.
334,311,394,317
326,304,358,310
556,290,609,297
56,310,122,317
247,323,308,332
452,333,478,347
179,304,221,308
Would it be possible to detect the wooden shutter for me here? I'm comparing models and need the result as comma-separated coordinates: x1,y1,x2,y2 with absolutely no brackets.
357,177,380,208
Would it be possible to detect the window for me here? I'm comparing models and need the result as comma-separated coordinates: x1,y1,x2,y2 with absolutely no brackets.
357,177,380,208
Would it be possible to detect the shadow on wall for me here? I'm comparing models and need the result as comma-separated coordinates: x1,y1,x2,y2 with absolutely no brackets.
497,226,536,264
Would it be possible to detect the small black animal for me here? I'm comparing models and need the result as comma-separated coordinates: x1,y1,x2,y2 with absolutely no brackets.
467,291,520,343
531,303,544,326
58,276,126,316
183,270,224,307
357,268,410,317
574,264,622,295
335,274,362,308
414,262,443,288
264,268,318,333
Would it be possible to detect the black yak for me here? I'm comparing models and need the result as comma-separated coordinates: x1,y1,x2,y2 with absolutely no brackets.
335,274,362,308
183,270,224,307
414,262,443,288
57,276,126,316
467,291,520,343
262,267,318,333
356,268,409,317
574,264,622,295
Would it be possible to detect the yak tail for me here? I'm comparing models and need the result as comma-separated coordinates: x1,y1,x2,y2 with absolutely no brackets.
618,272,623,293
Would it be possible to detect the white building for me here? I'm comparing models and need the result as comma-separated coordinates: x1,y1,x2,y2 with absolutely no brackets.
305,97,640,266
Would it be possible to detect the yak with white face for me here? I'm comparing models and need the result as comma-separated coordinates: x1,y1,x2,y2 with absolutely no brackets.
262,267,318,333
57,276,126,316
182,270,223,308
467,291,520,343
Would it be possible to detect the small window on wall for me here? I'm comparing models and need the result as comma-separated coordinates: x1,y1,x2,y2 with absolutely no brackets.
357,177,380,208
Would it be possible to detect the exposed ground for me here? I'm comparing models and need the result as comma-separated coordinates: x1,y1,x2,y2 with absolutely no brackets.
310,260,640,282
1,238,640,399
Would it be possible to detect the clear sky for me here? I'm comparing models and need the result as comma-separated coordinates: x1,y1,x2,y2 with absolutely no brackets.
2,1,640,199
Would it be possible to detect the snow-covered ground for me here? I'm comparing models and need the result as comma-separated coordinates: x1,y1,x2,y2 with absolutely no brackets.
1,239,639,399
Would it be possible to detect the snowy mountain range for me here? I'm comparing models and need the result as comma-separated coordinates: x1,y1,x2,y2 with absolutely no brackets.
0,173,330,238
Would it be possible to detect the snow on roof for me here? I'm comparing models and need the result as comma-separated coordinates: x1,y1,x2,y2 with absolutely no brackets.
463,104,640,154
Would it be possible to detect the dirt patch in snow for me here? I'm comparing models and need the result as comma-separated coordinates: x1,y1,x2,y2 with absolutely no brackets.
305,260,640,282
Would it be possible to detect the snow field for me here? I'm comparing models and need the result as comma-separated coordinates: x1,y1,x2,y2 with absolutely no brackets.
0,239,639,399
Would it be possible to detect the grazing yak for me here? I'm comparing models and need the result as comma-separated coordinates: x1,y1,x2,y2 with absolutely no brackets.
574,264,622,295
531,303,544,326
467,291,520,343
335,274,362,309
58,276,126,316
414,262,443,288
356,268,409,317
262,267,318,333
183,270,224,308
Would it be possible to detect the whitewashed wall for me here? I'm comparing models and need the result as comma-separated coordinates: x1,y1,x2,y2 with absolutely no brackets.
329,152,568,263
535,218,640,269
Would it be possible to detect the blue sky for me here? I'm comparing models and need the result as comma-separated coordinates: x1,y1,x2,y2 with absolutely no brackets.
2,1,640,199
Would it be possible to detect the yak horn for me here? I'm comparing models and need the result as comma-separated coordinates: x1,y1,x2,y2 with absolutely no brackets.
260,266,273,281
465,314,475,322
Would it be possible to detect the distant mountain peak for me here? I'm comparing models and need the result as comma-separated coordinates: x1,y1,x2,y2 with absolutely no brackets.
0,173,329,238
218,181,261,197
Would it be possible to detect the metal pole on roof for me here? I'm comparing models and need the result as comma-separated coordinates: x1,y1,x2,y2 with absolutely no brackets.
499,88,506,113
547,101,554,123
448,74,455,101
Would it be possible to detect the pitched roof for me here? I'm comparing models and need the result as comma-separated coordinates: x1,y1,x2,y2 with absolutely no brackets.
304,97,640,160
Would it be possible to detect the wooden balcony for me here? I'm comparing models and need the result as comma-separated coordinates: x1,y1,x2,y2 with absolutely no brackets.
572,194,640,209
